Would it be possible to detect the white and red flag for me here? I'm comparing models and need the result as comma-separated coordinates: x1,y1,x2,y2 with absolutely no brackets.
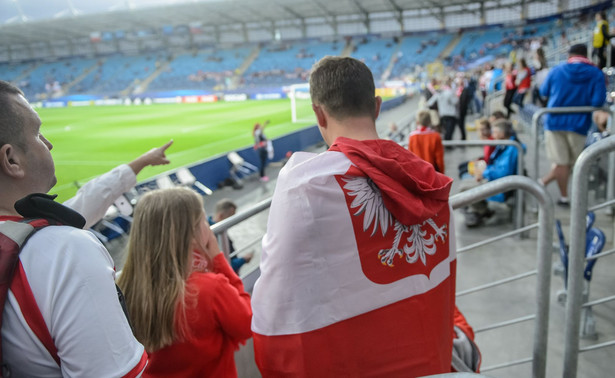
252,137,456,377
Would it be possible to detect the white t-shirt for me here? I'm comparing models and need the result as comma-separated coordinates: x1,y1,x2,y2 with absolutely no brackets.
63,164,137,229
1,222,146,377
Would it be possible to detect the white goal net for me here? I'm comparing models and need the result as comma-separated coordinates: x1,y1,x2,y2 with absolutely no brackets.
289,83,316,124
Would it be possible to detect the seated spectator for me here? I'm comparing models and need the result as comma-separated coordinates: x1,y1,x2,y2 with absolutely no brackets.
408,110,445,173
458,118,495,178
586,110,611,147
117,187,252,377
461,120,525,227
209,198,254,274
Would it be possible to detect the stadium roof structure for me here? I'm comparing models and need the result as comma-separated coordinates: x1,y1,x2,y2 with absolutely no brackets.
1,0,554,48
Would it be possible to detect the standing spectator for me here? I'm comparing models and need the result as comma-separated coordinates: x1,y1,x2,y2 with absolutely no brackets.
592,11,610,69
488,64,503,93
253,120,270,182
531,48,549,107
513,58,531,108
408,110,445,173
458,75,474,139
0,80,147,376
427,77,460,140
252,56,456,376
209,198,254,274
117,187,252,377
539,44,606,206
503,62,517,118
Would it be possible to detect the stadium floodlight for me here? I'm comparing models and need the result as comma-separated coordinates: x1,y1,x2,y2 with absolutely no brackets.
289,82,314,124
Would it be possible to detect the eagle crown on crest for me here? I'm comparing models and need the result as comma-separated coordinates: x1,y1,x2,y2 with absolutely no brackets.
341,176,447,267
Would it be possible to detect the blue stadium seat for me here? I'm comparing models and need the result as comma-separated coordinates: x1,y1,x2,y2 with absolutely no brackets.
555,211,605,288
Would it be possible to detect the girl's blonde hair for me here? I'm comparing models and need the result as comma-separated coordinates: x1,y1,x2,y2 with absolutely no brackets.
117,187,204,352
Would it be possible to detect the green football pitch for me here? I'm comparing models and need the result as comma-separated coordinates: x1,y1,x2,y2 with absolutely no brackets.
39,99,316,202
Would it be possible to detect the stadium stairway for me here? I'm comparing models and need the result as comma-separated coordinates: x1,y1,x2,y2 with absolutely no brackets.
130,57,173,95
380,40,402,82
230,45,262,89
341,39,355,57
438,32,463,60
9,62,39,87
58,61,100,97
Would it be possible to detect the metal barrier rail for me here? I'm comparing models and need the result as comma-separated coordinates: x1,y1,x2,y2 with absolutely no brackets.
211,197,271,290
564,136,615,378
484,88,505,117
529,106,612,182
450,175,554,378
443,139,526,233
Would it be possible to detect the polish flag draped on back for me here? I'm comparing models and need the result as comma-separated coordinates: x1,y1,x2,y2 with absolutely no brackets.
252,137,456,377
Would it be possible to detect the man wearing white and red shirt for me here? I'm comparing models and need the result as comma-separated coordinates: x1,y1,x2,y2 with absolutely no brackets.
252,57,458,376
0,80,147,377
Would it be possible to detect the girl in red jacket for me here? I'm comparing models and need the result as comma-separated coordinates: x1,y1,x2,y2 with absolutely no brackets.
117,187,252,378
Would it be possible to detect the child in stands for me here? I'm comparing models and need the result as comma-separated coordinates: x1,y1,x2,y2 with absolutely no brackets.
117,187,252,378
408,109,445,173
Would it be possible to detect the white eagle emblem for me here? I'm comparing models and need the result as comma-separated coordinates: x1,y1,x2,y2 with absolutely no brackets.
342,176,447,267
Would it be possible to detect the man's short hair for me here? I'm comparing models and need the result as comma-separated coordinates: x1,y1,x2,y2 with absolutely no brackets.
0,80,26,150
309,56,377,121
492,119,513,138
215,198,237,217
417,110,432,127
569,43,588,58
490,110,506,121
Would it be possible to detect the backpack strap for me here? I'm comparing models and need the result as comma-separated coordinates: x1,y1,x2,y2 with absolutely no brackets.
10,260,60,366
0,219,60,376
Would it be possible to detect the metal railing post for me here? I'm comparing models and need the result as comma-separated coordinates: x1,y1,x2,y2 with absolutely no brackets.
530,107,613,182
564,136,615,378
450,175,554,378
444,139,525,233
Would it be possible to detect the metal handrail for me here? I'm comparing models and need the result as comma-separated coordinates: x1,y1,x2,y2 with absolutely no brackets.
211,198,271,284
564,136,615,378
450,175,554,378
529,106,612,182
484,88,505,117
444,139,526,233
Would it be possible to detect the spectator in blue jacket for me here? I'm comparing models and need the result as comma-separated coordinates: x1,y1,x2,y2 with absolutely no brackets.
463,120,524,227
539,43,606,206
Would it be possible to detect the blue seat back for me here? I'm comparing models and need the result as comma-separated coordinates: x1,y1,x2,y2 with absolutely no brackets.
584,227,606,281
556,214,605,284
555,220,569,284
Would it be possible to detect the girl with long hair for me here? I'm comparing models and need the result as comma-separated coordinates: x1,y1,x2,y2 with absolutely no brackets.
117,187,252,377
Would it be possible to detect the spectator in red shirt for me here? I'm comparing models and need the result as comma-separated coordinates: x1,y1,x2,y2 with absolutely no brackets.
117,187,252,378
513,58,532,108
408,110,445,173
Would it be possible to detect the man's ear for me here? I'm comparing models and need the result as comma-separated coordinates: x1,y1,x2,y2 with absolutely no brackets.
0,144,25,178
312,103,328,128
374,96,383,120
